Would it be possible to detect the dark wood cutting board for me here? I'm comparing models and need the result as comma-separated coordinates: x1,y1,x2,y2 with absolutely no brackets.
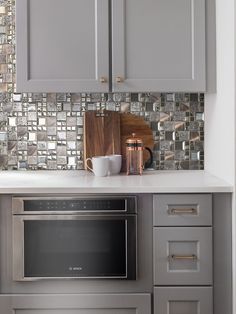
84,111,121,169
120,113,154,172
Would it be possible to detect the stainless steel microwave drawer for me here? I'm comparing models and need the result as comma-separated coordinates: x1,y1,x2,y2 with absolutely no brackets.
154,287,213,314
153,227,212,285
153,194,212,226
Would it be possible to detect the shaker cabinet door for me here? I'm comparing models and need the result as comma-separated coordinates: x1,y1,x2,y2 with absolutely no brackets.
16,0,109,92
112,0,206,92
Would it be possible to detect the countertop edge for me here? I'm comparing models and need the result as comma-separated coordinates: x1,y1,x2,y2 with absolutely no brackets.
0,187,232,194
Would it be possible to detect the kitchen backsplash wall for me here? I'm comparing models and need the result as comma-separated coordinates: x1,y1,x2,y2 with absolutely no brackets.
0,0,204,170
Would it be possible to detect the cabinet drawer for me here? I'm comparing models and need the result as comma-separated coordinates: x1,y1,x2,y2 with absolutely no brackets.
153,194,212,226
153,227,212,285
154,287,212,314
2,294,151,314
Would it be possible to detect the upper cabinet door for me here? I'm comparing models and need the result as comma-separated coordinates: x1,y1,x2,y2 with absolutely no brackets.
16,0,109,92
112,0,206,92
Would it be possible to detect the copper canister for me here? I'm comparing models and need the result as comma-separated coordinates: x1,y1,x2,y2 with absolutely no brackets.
126,133,144,175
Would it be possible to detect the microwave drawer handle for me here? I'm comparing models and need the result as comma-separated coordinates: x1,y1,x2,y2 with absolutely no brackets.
169,254,198,261
168,207,197,215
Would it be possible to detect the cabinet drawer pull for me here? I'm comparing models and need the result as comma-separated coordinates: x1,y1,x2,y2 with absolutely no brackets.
168,208,197,215
169,254,198,260
116,76,124,83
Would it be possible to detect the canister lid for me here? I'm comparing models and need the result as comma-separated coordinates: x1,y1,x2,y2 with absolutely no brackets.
126,133,143,145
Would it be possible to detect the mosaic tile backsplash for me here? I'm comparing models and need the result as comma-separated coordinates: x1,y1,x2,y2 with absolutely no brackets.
0,0,204,170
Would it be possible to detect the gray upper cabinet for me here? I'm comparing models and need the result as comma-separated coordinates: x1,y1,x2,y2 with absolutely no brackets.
16,0,206,92
112,0,206,92
16,0,109,92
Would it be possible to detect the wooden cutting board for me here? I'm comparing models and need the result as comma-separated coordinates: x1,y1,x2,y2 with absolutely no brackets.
120,113,154,172
84,111,121,169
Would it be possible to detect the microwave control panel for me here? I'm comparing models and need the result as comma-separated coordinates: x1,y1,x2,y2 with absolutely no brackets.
23,199,127,212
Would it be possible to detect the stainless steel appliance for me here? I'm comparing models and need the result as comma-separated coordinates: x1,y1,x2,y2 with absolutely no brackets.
12,196,137,281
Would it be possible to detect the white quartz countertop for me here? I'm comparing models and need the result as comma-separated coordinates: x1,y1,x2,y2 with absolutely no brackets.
0,170,232,194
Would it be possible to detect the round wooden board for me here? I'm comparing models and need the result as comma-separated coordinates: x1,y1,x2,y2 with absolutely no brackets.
120,113,154,172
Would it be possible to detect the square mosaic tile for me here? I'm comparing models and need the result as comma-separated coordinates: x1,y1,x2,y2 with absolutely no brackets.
0,0,204,170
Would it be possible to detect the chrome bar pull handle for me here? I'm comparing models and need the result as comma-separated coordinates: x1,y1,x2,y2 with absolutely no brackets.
168,207,197,215
169,254,198,260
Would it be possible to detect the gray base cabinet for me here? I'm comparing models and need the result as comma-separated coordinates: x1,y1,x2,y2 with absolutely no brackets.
153,194,213,314
0,294,151,314
154,287,213,314
0,193,231,314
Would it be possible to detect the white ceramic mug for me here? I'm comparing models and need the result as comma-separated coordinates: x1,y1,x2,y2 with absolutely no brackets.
85,156,109,177
106,154,122,175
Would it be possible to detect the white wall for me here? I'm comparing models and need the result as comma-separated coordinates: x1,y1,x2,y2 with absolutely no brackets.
205,0,235,186
205,1,236,313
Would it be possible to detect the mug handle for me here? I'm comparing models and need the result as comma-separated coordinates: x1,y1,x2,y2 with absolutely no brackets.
144,147,153,169
85,158,93,172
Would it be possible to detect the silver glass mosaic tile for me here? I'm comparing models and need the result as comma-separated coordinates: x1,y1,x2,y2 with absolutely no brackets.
0,0,204,170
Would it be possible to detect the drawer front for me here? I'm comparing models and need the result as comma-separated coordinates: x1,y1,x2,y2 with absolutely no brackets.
153,194,212,226
154,287,213,314
2,294,151,314
153,227,212,285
